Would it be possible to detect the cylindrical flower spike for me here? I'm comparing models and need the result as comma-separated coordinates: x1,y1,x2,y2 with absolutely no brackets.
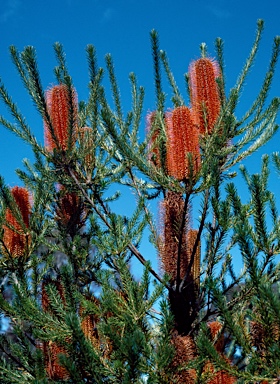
206,321,236,384
171,332,196,384
2,186,31,257
208,321,224,353
165,106,200,180
79,296,100,349
44,84,78,152
55,187,87,238
189,58,221,135
159,191,189,282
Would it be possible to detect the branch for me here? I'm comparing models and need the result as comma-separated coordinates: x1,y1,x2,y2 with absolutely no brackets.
66,166,168,289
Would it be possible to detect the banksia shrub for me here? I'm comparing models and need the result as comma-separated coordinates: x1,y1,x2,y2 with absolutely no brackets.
165,106,200,180
189,58,221,135
2,186,31,257
44,84,78,152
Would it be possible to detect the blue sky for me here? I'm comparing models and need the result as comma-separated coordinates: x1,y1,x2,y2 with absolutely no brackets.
0,0,279,185
0,0,279,277
0,0,279,186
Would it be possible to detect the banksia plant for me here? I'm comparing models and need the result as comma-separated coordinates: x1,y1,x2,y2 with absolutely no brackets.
0,20,279,384
165,106,200,180
44,84,78,152
2,186,31,257
189,57,221,135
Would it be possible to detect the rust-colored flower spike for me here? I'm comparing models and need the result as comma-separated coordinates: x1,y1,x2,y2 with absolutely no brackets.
55,188,87,237
3,186,31,257
79,296,100,349
207,366,236,384
165,106,200,180
208,321,224,353
206,321,236,384
159,191,189,282
189,57,221,135
41,280,69,380
44,84,78,152
250,319,279,358
171,331,197,384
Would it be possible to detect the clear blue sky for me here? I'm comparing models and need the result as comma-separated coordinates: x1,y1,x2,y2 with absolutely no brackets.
0,0,279,185
0,0,279,277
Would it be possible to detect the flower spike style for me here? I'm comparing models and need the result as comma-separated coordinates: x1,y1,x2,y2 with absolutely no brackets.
2,186,31,257
44,84,78,152
166,106,200,180
189,57,221,135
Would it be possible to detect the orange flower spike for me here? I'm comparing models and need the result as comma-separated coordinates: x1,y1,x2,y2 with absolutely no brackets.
166,106,200,180
3,186,31,257
208,321,224,353
189,58,221,135
44,84,78,152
